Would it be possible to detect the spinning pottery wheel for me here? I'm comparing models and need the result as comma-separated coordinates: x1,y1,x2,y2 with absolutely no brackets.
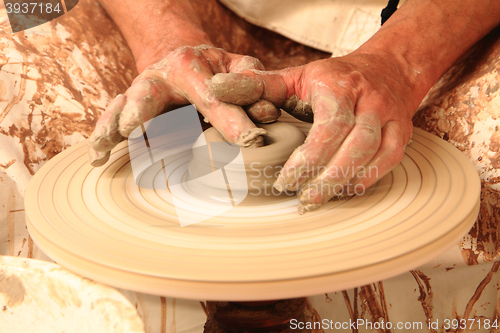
25,112,480,301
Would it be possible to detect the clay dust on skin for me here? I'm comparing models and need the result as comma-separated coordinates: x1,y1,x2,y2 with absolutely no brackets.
209,73,263,106
274,93,355,194
288,91,362,213
235,128,267,148
230,56,265,73
281,95,314,122
118,80,166,137
191,59,201,73
347,117,381,160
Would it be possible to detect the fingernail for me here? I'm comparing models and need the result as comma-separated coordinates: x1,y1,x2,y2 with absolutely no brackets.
246,100,280,123
297,202,322,215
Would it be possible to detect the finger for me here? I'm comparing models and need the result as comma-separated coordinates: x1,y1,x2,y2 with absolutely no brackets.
229,55,266,73
281,95,314,123
204,56,264,106
118,73,173,137
245,100,281,123
297,112,382,214
347,121,407,192
171,53,266,147
208,70,289,107
88,147,110,167
201,100,267,147
89,94,126,152
273,91,355,192
208,56,266,105
208,73,263,105
208,69,317,122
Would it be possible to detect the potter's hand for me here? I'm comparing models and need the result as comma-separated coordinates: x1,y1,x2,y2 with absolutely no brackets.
88,45,280,166
210,52,415,213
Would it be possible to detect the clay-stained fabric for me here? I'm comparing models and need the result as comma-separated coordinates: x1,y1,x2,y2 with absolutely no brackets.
190,0,331,70
308,251,500,332
1,0,500,332
414,27,500,265
0,0,137,194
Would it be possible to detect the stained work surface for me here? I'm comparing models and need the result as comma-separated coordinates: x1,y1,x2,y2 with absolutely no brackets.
1,0,500,332
0,0,136,193
0,257,145,333
414,26,500,265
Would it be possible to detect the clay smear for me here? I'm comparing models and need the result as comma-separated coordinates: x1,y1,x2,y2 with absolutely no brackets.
0,272,26,307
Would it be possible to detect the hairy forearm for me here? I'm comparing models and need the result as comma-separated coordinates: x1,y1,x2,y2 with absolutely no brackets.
357,0,500,110
98,0,213,71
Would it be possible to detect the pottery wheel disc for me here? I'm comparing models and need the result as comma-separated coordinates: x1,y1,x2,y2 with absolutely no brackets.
25,116,480,301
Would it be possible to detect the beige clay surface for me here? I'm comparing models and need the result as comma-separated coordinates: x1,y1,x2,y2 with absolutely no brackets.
24,115,481,301
187,122,305,205
0,256,145,333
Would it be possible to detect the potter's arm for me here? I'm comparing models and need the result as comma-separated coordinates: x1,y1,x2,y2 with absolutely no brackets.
89,0,278,166
97,0,211,72
361,0,500,109
209,0,500,213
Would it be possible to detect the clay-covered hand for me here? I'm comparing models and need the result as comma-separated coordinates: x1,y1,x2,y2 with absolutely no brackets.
209,52,415,214
88,45,280,166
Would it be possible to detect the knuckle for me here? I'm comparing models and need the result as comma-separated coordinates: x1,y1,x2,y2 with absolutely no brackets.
333,70,365,90
177,53,196,67
348,127,381,159
233,56,265,72
358,123,380,139
346,71,364,86
371,94,393,111
357,122,381,146
336,110,356,128
146,58,170,71
173,46,191,56
169,47,199,64
391,142,405,163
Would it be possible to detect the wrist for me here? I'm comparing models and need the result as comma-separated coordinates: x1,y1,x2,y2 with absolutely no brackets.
353,44,431,112
355,0,500,111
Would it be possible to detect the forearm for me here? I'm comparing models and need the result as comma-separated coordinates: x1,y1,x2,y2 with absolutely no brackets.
357,0,500,110
98,0,213,71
